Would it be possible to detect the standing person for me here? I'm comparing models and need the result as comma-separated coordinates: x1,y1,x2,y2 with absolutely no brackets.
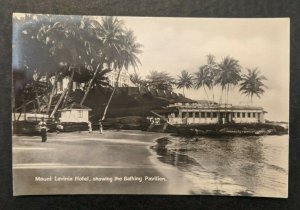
39,118,47,142
88,121,92,133
99,119,103,134
56,121,64,134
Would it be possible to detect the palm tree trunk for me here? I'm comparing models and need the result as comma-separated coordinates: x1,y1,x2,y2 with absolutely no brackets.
46,87,55,115
212,87,215,103
46,73,57,115
62,67,75,108
203,86,210,106
226,84,230,105
183,87,185,96
101,68,122,121
50,89,67,119
80,63,101,105
219,88,224,104
34,82,41,113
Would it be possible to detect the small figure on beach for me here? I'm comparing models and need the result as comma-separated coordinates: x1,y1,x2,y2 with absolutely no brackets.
88,121,92,133
38,118,47,142
56,122,64,134
99,119,103,134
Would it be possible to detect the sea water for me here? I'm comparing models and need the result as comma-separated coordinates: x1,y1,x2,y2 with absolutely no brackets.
152,135,288,197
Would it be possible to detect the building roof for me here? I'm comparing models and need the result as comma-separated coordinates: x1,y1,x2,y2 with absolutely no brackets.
171,96,197,104
196,100,218,105
151,107,179,114
231,105,264,110
60,102,92,111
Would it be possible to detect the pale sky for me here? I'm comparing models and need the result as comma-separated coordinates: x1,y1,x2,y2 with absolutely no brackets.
120,17,290,122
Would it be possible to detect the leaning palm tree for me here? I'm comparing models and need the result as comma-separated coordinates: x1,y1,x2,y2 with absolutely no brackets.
101,29,143,121
215,56,241,104
176,70,194,96
239,68,267,104
80,16,124,105
194,66,212,102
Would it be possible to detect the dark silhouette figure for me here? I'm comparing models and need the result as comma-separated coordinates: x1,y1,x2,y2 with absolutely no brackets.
39,118,47,142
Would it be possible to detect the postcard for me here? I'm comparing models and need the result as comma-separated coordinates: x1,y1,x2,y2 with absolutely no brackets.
12,13,289,197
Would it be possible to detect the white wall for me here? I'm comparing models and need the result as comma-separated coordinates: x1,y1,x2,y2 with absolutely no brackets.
168,116,218,124
12,113,49,121
168,110,264,125
232,111,262,123
191,117,218,124
60,110,89,123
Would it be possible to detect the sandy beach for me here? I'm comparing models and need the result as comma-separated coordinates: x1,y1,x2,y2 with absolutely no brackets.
13,130,193,195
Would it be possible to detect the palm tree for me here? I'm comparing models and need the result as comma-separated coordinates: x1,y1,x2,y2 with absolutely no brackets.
215,56,241,104
146,70,175,91
239,68,267,104
36,16,98,109
202,54,219,102
80,17,124,105
176,70,194,96
101,29,143,121
194,66,212,103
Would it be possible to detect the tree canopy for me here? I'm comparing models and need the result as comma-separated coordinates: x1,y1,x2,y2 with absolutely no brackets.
176,70,194,96
146,70,175,91
239,68,267,103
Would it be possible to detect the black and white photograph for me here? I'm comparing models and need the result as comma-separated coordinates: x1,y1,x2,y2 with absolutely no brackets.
12,13,289,197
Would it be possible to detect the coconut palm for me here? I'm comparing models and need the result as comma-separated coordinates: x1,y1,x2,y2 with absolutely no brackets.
215,56,241,104
202,54,219,102
36,16,84,67
194,66,212,103
101,29,143,121
239,68,267,103
146,70,175,91
36,16,102,109
80,17,124,105
176,70,194,96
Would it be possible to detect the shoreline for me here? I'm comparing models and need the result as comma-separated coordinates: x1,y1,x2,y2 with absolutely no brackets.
13,130,195,195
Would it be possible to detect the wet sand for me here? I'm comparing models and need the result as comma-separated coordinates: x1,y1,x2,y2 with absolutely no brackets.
13,130,193,195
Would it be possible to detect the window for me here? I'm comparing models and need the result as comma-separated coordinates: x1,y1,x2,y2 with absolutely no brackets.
78,110,83,118
195,112,199,118
207,112,211,118
175,112,178,118
242,113,245,118
182,112,187,118
248,113,251,118
213,112,217,118
237,112,240,118
253,113,256,118
189,112,193,118
201,112,205,118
